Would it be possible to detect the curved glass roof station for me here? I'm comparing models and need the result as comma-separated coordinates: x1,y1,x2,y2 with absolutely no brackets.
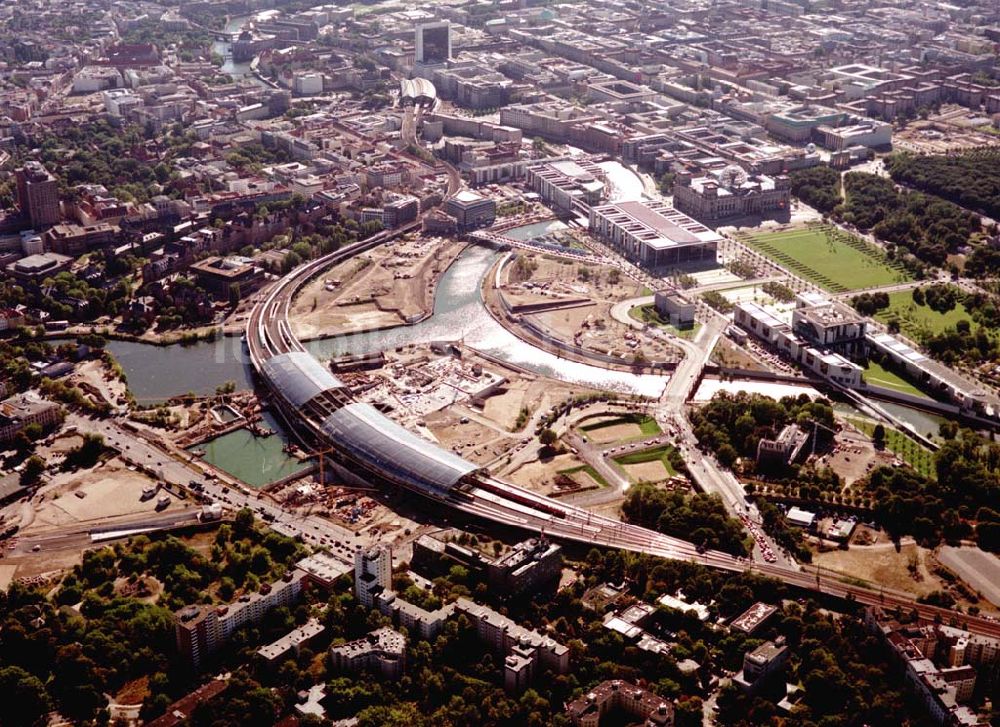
321,402,479,493
261,352,345,408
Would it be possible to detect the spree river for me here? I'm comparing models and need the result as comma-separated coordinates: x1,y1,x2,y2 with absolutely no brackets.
306,237,668,398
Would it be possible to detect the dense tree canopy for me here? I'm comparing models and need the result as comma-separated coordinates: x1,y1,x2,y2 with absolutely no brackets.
839,172,981,270
887,150,1000,220
789,165,841,213
623,485,750,557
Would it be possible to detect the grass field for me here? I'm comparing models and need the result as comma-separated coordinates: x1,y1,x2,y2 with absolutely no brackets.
612,445,679,478
581,414,661,437
848,417,936,479
737,225,911,293
629,305,701,339
874,291,977,342
862,360,931,399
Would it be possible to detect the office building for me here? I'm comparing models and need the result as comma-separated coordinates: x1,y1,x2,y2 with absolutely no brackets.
455,597,571,676
526,159,606,212
16,162,61,228
354,544,392,608
375,590,455,640
103,89,143,118
6,252,73,283
330,627,407,680
731,602,779,634
189,256,266,298
653,290,695,327
0,393,62,442
791,293,867,357
415,22,451,65
444,190,496,231
487,537,562,596
295,552,353,589
756,424,810,469
673,170,791,222
45,222,116,256
733,302,864,388
733,640,789,695
589,200,720,267
764,105,849,143
865,608,996,726
817,122,892,150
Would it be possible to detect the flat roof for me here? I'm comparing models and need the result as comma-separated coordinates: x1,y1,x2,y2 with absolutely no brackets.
616,200,699,244
731,602,778,633
592,200,721,251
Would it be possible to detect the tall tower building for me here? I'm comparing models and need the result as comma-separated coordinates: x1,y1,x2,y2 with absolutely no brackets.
16,162,60,228
415,21,452,65
354,544,392,608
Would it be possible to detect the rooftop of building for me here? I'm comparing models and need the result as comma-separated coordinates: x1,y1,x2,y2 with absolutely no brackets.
592,199,722,249
731,602,778,633
258,619,325,660
330,626,406,658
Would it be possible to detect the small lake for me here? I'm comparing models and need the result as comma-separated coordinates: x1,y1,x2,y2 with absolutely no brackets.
189,411,313,488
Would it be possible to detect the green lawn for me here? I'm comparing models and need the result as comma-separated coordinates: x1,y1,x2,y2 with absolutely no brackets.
580,413,662,437
738,225,911,293
557,464,609,487
847,417,936,479
612,444,679,475
874,290,977,342
629,304,701,339
862,360,931,399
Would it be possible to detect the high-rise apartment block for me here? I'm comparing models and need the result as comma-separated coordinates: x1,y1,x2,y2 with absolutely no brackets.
16,162,61,228
175,570,306,668
354,544,392,608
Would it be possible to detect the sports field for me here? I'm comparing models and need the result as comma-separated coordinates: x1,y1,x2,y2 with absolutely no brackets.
612,445,679,482
579,414,660,443
738,225,911,293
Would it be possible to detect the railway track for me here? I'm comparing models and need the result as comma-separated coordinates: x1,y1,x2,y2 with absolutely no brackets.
244,224,1000,641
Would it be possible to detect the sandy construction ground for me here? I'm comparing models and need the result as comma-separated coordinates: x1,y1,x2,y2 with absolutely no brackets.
289,238,465,339
622,460,669,483
508,452,584,493
71,359,130,409
424,411,513,465
0,564,17,591
813,425,885,486
482,386,532,431
27,459,179,532
585,421,644,444
813,541,940,597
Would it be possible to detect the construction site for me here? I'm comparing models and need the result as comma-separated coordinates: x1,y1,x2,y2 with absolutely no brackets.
486,250,682,370
289,233,468,340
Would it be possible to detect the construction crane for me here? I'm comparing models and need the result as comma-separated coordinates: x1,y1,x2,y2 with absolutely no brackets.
313,447,335,486
810,418,840,457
